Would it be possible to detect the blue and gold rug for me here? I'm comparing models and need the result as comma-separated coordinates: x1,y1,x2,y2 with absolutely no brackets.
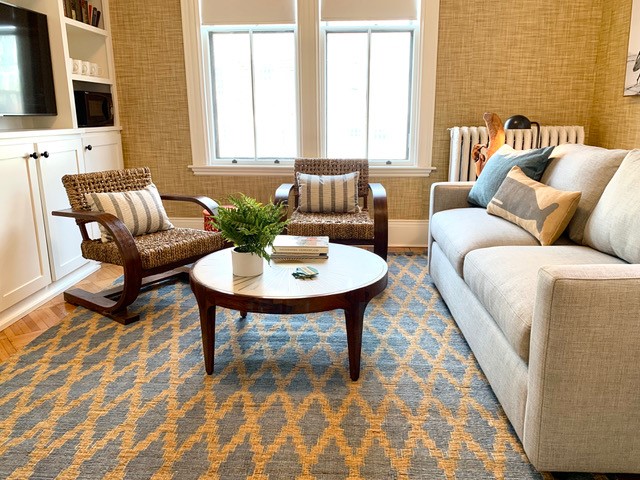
0,255,615,479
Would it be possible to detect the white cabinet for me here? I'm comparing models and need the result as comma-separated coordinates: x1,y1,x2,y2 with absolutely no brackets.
0,143,52,311
0,127,124,326
36,136,87,280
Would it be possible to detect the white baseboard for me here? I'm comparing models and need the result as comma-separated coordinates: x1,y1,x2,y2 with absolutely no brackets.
0,261,100,332
171,217,429,248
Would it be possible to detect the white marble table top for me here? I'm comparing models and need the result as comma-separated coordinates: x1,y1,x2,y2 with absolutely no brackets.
191,243,388,300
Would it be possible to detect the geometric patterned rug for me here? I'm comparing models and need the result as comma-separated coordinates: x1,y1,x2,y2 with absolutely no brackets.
0,255,617,479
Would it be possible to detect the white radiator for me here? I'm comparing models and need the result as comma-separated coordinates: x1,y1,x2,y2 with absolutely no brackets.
448,125,585,181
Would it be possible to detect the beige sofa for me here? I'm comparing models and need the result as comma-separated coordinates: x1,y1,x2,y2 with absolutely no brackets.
428,144,640,473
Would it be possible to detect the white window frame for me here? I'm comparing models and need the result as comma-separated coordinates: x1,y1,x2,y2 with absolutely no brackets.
180,0,439,177
203,24,299,165
320,22,417,166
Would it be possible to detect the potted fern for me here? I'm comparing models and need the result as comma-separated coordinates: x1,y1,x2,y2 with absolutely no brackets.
212,194,288,277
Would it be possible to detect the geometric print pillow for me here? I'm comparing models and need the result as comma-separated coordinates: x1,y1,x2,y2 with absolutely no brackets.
296,171,359,213
487,166,581,246
85,184,174,242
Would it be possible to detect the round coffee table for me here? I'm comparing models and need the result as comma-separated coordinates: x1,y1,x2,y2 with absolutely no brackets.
189,243,388,380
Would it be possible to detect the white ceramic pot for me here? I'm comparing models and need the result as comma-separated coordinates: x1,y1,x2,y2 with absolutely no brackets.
231,248,263,277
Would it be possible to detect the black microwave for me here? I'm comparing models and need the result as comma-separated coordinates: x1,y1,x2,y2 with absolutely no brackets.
74,91,114,127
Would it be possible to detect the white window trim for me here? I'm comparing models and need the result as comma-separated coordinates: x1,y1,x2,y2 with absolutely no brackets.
180,0,439,178
320,23,417,166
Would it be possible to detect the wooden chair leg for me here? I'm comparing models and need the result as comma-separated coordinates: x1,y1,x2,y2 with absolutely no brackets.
373,237,388,261
64,268,189,325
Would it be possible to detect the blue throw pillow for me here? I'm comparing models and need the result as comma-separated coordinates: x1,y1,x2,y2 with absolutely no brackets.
467,144,555,207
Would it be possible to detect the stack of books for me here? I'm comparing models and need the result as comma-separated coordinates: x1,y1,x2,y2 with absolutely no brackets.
271,235,329,260
64,0,102,28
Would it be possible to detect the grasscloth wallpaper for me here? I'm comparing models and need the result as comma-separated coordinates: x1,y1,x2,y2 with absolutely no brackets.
109,0,638,222
590,0,640,148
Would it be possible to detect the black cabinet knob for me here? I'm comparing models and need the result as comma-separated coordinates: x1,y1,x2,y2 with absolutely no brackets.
30,152,38,159
40,151,49,158
85,145,93,151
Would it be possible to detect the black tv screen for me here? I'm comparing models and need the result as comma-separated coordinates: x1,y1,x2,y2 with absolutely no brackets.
0,2,57,116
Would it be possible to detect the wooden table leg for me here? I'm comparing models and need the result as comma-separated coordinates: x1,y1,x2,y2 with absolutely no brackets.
344,301,367,381
198,302,216,374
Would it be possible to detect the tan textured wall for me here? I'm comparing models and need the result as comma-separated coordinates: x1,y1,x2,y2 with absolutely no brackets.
431,0,603,183
590,0,640,149
110,0,606,221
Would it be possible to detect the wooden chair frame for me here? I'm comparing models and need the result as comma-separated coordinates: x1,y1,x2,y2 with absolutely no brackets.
52,169,225,325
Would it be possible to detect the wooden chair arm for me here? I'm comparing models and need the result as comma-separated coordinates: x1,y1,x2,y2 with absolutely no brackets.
274,183,294,206
160,194,219,215
369,183,388,258
52,208,142,269
369,183,387,213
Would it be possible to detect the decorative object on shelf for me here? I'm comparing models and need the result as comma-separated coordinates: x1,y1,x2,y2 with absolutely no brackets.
211,194,288,277
624,0,640,95
471,112,505,177
504,114,542,148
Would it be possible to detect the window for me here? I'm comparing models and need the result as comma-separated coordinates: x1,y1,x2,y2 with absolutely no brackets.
324,24,414,162
183,0,439,175
208,28,297,161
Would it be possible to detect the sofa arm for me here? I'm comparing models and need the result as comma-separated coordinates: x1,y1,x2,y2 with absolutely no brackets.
524,264,640,472
428,182,474,264
428,181,474,218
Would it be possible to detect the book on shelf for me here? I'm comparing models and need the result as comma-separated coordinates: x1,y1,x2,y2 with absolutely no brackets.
272,235,329,254
81,0,89,24
70,0,78,20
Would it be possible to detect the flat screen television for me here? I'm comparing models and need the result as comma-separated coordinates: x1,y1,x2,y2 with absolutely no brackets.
0,2,57,116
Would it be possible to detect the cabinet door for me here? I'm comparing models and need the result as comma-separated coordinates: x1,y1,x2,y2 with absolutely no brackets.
82,130,124,239
37,137,87,281
0,143,52,311
82,130,124,173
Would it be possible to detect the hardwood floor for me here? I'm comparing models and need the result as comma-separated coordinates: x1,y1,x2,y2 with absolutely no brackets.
0,247,426,361
0,263,123,361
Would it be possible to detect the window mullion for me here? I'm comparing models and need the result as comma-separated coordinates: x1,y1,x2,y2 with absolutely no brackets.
365,29,372,160
249,30,258,160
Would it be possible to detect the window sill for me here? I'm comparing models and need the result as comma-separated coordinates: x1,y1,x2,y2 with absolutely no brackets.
189,164,435,177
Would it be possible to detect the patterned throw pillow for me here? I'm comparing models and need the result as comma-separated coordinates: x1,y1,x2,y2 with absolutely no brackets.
487,166,581,246
85,184,174,242
297,171,359,213
468,144,555,208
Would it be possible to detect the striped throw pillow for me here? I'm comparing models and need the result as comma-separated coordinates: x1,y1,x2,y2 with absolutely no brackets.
297,172,359,213
85,184,174,242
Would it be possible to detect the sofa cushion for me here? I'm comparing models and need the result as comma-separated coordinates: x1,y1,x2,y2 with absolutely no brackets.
468,144,555,208
487,166,581,246
430,208,541,276
540,144,628,244
584,149,640,263
463,245,627,363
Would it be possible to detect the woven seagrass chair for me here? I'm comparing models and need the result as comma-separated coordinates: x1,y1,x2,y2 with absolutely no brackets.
52,167,226,324
275,159,388,260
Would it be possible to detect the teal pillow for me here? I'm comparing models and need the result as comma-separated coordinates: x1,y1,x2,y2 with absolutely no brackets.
468,144,555,207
